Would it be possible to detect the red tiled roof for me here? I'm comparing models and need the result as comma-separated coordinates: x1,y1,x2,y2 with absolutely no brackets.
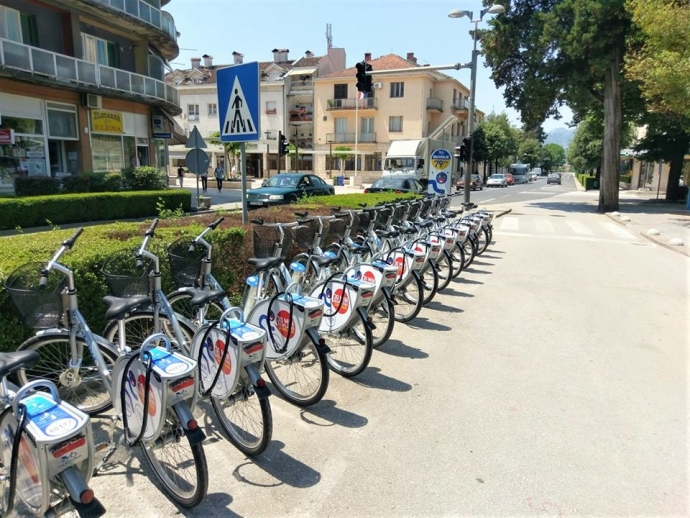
319,54,419,79
165,60,294,86
292,56,323,68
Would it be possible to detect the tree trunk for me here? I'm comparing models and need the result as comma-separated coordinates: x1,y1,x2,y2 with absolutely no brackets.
599,46,623,212
665,146,686,201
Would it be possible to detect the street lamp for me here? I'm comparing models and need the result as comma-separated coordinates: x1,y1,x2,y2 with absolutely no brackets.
449,3,506,203
328,139,334,178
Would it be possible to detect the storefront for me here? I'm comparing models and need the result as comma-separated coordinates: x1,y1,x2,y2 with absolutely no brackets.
89,109,150,172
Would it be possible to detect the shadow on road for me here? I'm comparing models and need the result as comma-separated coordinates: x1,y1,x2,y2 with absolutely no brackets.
408,317,452,332
480,254,503,260
377,338,429,360
299,399,368,428
463,268,492,275
233,440,321,488
472,260,494,267
454,277,483,285
183,493,237,517
423,300,463,313
352,366,412,392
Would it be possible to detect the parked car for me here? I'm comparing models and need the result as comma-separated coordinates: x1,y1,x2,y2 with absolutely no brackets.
365,177,425,194
547,173,562,185
455,173,484,191
528,171,539,181
246,173,335,208
486,174,508,188
504,173,515,185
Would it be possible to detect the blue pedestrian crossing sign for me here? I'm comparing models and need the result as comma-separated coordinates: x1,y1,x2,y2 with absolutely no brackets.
217,62,260,142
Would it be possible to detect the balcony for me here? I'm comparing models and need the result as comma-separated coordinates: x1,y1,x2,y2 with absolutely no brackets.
426,98,444,112
288,82,314,96
326,133,376,144
0,38,180,114
289,108,313,123
452,98,469,111
69,0,178,58
327,98,378,111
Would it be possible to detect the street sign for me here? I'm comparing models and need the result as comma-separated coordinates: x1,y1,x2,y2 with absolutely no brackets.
217,62,260,142
428,149,452,195
186,126,207,149
185,148,209,176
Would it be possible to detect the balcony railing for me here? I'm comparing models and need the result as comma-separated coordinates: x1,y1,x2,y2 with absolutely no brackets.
327,98,378,110
326,133,376,143
91,0,177,42
426,98,444,112
452,98,470,111
0,38,179,108
288,82,313,96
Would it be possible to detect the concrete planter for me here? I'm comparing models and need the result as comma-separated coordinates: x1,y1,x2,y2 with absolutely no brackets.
197,196,212,210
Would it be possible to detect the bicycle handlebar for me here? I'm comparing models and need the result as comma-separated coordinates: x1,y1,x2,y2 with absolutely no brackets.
209,217,224,230
144,218,159,237
62,228,83,249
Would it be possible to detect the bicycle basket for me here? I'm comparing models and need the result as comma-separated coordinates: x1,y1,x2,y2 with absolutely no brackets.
327,218,347,243
4,262,65,329
392,204,407,226
356,212,371,234
407,203,421,221
167,238,204,287
102,248,153,297
252,226,280,259
294,219,319,250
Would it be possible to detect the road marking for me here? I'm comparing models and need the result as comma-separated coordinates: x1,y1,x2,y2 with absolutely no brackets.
493,232,652,246
565,220,595,236
534,218,556,233
499,216,519,231
599,222,637,239
481,198,496,203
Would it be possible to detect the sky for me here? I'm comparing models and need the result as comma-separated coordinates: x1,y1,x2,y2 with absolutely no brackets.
165,0,573,133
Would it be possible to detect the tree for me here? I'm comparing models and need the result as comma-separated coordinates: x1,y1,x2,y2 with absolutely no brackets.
208,131,240,174
333,146,352,177
542,143,567,172
480,0,633,211
568,117,604,174
517,138,542,168
625,0,690,119
476,113,520,174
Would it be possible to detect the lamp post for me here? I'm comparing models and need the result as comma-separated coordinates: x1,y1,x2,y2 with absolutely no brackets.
328,139,333,178
449,4,505,203
264,131,271,179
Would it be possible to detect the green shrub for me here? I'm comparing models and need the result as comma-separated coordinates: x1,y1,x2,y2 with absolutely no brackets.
0,220,247,352
122,166,167,191
0,191,191,230
13,176,61,197
309,192,422,208
619,174,631,184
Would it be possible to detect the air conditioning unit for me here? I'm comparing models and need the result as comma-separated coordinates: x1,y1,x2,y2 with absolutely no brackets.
373,81,383,89
81,93,102,109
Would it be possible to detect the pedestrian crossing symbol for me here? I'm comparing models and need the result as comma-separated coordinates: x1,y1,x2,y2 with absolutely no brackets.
217,62,260,142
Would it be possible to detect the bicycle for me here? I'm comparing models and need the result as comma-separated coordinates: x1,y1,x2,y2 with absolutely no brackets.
0,350,105,517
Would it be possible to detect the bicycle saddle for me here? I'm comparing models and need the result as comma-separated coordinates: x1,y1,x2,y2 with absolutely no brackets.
187,288,227,308
346,242,369,254
248,256,284,272
376,229,399,238
311,255,341,268
0,350,40,379
103,295,152,321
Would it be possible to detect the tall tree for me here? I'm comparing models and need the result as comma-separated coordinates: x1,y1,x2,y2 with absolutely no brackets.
542,143,567,172
480,0,633,211
518,137,542,168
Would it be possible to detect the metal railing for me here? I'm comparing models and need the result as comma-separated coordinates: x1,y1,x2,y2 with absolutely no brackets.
0,38,179,108
452,98,469,110
326,98,378,110
288,82,313,95
91,0,177,42
326,133,376,143
426,98,444,111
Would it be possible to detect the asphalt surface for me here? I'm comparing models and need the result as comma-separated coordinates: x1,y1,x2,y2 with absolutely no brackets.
453,175,575,206
86,190,687,517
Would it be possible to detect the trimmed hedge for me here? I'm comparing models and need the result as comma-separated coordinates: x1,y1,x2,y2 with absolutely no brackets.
576,174,598,191
0,191,191,230
619,174,631,184
0,219,246,353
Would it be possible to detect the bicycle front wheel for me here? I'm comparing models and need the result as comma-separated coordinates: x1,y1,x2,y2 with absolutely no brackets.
369,297,395,348
476,226,490,256
323,310,373,378
211,378,272,456
264,341,329,407
16,335,117,415
167,291,225,329
420,265,438,305
450,242,465,279
141,408,208,507
435,251,453,292
103,311,195,355
393,275,423,323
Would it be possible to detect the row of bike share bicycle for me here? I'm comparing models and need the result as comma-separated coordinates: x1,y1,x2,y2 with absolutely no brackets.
0,192,494,516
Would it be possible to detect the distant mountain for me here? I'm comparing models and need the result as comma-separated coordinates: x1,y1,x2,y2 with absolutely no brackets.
545,127,576,149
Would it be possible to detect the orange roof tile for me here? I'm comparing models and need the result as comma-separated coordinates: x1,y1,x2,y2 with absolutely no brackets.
318,54,419,79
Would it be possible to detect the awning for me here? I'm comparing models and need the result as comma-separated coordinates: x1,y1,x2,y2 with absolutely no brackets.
285,66,318,77
157,109,187,145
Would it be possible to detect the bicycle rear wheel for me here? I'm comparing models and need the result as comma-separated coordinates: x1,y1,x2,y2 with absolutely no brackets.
167,291,225,329
211,377,272,456
393,275,423,323
435,251,453,292
323,310,373,378
420,265,438,305
369,297,395,348
450,242,465,279
264,341,329,407
476,227,490,256
103,312,195,355
141,408,208,507
16,335,117,415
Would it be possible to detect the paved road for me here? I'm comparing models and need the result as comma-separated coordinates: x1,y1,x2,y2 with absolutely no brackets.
88,189,687,517
454,175,576,206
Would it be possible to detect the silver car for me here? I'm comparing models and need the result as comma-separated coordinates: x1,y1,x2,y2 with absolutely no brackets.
486,174,508,188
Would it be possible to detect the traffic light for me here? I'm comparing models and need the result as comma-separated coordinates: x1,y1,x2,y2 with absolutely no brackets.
455,144,466,162
364,63,373,94
355,61,366,92
279,131,288,156
463,136,472,158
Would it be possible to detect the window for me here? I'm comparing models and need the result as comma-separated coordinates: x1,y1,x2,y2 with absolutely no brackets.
208,103,217,116
0,6,38,45
265,101,276,114
361,117,374,134
47,102,78,140
148,54,164,80
188,104,199,121
390,82,404,98
334,84,348,99
334,117,348,134
82,34,118,67
389,116,403,132
91,134,125,172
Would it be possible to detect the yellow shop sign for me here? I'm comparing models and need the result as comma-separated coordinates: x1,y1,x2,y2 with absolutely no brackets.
91,110,123,134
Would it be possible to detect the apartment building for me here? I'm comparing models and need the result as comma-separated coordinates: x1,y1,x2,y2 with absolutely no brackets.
0,0,182,186
166,41,346,177
314,52,484,182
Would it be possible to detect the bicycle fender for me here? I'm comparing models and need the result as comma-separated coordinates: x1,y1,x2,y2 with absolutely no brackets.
356,306,376,331
244,364,271,400
186,426,206,447
382,286,397,305
306,327,331,355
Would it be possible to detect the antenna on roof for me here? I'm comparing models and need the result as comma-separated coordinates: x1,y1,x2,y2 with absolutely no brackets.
326,23,332,49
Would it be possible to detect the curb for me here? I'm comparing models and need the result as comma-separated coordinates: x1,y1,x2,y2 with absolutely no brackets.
604,212,689,257
492,208,512,219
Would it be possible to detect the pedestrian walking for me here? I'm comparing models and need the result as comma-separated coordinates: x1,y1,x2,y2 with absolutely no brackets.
200,166,209,192
177,165,185,188
231,164,237,180
214,164,225,192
